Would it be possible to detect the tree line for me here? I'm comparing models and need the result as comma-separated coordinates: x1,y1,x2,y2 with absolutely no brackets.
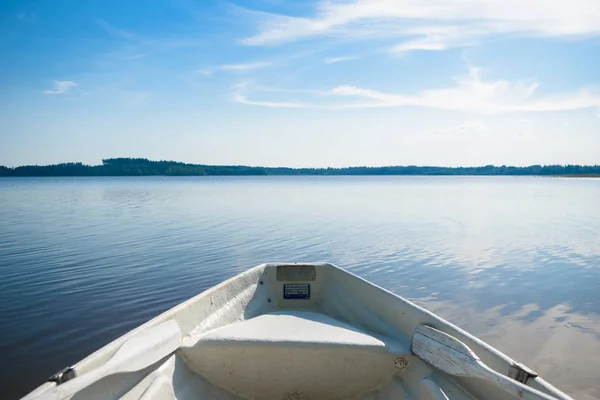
1,158,599,177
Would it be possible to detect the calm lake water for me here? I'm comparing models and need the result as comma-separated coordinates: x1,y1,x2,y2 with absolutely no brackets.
1,176,599,399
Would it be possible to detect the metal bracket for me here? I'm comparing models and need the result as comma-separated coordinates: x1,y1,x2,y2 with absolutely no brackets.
508,362,538,385
48,366,76,385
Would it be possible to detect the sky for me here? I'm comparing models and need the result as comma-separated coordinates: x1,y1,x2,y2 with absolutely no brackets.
0,0,599,167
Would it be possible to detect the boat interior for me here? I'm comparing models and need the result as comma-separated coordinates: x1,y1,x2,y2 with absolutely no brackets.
26,263,567,400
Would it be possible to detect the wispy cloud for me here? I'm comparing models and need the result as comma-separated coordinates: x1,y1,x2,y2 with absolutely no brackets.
98,19,137,40
97,19,203,59
231,82,308,108
241,0,600,51
232,68,600,114
219,62,271,71
233,92,305,108
323,56,356,64
198,61,272,76
42,80,78,95
390,26,485,53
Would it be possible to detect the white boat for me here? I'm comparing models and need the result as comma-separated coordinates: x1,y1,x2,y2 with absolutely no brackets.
23,263,572,400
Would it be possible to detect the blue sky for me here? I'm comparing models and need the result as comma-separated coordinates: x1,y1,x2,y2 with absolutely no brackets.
1,0,599,167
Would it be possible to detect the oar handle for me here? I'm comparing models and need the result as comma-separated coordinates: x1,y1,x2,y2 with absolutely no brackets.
478,363,558,400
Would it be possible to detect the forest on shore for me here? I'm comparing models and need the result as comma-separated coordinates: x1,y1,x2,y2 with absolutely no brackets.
1,158,599,177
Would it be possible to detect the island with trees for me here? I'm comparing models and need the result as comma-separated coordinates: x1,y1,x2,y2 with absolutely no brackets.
0,158,599,177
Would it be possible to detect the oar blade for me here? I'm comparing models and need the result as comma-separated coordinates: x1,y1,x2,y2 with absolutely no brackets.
411,325,559,400
411,324,481,377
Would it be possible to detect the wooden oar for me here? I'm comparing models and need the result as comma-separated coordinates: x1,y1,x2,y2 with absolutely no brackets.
411,325,557,400
34,319,181,400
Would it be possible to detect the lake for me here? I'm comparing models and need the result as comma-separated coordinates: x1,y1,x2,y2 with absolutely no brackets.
0,176,599,399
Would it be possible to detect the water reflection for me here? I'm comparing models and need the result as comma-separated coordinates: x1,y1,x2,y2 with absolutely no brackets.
417,300,600,400
0,176,598,399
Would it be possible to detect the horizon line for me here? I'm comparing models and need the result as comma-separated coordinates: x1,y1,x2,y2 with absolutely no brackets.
1,158,600,170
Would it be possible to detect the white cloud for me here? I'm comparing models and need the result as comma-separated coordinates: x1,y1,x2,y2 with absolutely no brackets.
42,80,78,95
241,0,600,50
331,69,600,113
392,37,448,53
323,56,356,64
233,68,600,114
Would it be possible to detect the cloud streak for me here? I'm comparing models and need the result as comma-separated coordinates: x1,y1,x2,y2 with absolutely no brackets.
323,55,357,64
97,19,204,61
241,0,600,51
233,92,306,108
219,62,271,71
231,82,310,108
42,80,78,95
98,19,137,40
198,61,272,76
232,68,600,114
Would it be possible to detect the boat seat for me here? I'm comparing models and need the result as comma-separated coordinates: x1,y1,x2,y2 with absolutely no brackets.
180,311,412,400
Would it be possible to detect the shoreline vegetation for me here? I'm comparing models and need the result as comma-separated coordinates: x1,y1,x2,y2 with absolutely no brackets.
1,158,599,177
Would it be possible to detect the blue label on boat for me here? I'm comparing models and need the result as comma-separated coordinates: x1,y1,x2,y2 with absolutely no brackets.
283,283,310,299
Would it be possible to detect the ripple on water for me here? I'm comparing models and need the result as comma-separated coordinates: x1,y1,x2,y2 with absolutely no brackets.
0,176,599,399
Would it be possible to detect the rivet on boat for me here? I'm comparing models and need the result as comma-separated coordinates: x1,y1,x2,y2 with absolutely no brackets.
394,357,408,372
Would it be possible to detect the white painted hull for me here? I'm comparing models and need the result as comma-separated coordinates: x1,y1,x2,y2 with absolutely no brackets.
23,263,572,400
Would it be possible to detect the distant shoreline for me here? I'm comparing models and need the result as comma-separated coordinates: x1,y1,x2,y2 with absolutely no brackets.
554,174,600,178
1,158,599,177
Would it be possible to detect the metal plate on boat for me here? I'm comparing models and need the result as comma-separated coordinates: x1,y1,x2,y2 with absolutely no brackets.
276,265,316,281
283,283,310,299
